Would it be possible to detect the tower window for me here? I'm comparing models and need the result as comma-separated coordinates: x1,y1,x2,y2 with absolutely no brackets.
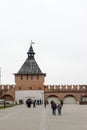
21,75,23,80
26,75,28,80
19,87,21,90
30,87,32,90
37,75,39,80
31,75,33,80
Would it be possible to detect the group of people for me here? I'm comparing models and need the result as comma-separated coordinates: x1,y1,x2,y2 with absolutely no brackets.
26,99,36,108
50,100,63,115
26,98,43,108
26,98,63,116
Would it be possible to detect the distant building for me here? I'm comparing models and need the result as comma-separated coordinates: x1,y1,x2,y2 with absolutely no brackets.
0,42,87,104
14,43,46,104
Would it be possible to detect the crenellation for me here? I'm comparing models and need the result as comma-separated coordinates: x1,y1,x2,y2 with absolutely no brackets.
44,84,87,92
56,85,60,90
1,84,84,92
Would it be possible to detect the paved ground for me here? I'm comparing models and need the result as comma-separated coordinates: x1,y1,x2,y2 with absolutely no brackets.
0,104,87,130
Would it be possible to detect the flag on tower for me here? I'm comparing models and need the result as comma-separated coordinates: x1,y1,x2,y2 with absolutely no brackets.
30,40,35,46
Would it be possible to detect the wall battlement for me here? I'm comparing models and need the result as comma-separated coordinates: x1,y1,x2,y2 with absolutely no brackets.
0,84,87,104
44,85,87,92
0,85,15,101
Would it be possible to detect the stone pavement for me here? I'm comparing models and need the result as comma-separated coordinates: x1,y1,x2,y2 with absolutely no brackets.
45,104,87,130
0,104,87,130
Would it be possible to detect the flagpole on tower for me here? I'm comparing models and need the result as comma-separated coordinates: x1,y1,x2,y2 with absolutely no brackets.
30,40,35,46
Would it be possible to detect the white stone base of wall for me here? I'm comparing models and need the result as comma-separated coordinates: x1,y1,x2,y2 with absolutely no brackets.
15,90,44,104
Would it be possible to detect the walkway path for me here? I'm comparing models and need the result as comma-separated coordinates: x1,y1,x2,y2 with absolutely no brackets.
0,104,87,130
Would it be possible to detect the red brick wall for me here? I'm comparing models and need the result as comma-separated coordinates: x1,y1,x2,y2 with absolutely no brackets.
15,74,45,90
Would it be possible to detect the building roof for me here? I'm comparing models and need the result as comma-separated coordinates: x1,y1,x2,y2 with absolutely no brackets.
15,44,46,76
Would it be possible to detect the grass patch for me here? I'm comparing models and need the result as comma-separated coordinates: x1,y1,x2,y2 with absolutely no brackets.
0,104,17,109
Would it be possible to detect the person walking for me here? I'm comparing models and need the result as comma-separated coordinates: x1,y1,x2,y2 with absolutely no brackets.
44,100,47,108
51,101,57,115
26,99,32,108
57,102,62,115
33,99,36,108
60,100,63,107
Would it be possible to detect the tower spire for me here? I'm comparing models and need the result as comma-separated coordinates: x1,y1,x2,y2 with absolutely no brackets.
27,40,35,59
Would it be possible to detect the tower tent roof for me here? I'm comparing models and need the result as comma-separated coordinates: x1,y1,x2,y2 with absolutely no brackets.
17,58,45,75
15,43,46,76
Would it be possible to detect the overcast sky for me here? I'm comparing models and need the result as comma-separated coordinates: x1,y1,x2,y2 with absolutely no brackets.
0,0,87,85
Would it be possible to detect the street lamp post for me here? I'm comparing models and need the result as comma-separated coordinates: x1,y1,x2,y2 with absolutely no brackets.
4,98,6,108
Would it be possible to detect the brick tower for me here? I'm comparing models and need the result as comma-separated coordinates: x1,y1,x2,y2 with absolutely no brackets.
15,41,46,104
